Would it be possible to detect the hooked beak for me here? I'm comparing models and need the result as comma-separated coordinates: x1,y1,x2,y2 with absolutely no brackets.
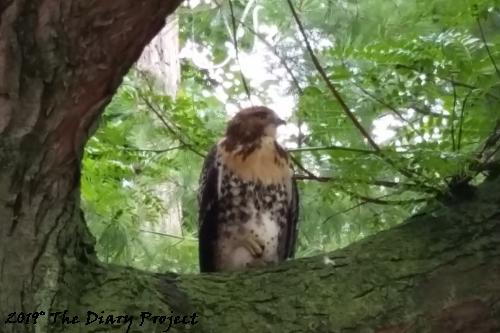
275,117,286,126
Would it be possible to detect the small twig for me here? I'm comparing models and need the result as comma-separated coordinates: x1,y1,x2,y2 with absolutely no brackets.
228,0,252,102
141,96,206,158
121,145,185,154
317,188,429,225
411,106,449,118
238,19,306,150
287,0,431,186
140,229,197,241
355,83,423,136
356,85,405,122
394,63,500,101
286,0,379,152
288,145,376,154
322,201,369,223
289,154,318,180
239,20,303,94
136,76,206,158
450,83,457,151
477,17,500,80
457,90,473,152
297,117,304,148
291,147,440,194
340,186,429,206
323,190,417,223
293,174,435,193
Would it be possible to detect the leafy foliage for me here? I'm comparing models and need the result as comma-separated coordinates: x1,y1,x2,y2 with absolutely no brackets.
82,0,500,273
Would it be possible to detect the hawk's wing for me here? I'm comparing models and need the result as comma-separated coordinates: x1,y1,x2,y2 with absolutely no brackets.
197,145,219,272
283,176,300,258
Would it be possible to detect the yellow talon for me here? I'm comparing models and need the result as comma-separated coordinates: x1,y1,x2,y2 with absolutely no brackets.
240,234,265,258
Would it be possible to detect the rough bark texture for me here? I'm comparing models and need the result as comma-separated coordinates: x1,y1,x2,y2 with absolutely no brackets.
0,1,182,332
0,1,499,333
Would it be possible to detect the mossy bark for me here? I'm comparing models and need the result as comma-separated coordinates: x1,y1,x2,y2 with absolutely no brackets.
43,173,499,333
1,1,500,333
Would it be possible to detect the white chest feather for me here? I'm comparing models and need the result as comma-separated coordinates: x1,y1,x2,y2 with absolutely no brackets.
217,205,282,271
214,137,292,271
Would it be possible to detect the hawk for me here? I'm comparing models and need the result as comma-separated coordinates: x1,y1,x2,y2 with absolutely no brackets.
197,106,299,272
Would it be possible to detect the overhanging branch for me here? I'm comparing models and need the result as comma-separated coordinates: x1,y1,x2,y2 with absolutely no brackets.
286,0,436,189
286,0,379,151
477,17,500,80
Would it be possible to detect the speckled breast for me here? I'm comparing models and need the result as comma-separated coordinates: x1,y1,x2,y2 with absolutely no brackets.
215,167,289,271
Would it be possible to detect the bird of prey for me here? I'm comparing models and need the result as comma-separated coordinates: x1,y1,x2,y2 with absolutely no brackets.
197,106,299,272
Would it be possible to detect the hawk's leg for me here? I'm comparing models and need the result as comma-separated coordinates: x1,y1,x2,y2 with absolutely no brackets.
238,233,265,258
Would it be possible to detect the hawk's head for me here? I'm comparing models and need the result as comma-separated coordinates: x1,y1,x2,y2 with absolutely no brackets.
225,106,286,144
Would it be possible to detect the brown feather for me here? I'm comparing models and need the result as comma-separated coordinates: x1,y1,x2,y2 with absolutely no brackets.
219,136,291,185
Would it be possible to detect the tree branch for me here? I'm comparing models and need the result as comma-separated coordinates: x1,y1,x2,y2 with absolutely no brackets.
288,145,376,154
341,189,429,206
239,20,304,95
293,174,433,192
140,95,206,158
477,17,500,80
322,191,407,221
286,0,380,152
291,149,439,195
121,145,186,154
451,83,457,151
394,63,500,101
354,83,424,137
457,90,473,152
228,0,252,102
66,173,500,332
140,229,197,242
286,1,433,186
411,106,450,118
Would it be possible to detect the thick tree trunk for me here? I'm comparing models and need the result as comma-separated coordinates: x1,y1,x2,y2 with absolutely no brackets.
0,1,499,333
0,1,182,332
137,14,180,97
